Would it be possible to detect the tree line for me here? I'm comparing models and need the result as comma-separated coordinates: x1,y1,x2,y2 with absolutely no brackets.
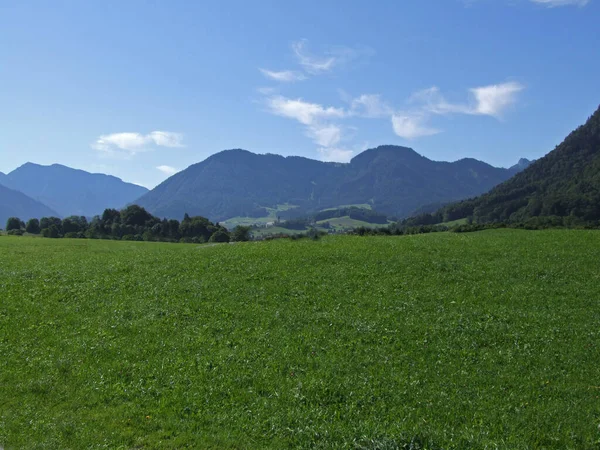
3,205,251,243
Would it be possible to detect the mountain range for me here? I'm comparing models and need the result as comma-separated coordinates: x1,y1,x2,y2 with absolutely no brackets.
1,149,532,228
407,104,600,226
135,146,530,222
0,163,148,219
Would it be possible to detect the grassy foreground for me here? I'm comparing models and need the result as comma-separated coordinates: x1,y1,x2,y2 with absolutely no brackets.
1,231,599,449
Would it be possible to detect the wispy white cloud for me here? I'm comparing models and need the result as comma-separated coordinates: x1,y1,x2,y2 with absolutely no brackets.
147,131,184,148
156,165,178,176
530,0,589,7
262,81,523,149
409,87,472,115
412,82,524,118
266,95,346,125
307,124,343,147
392,81,524,139
291,39,366,75
292,39,337,74
257,86,278,96
259,68,306,82
351,94,394,118
391,114,441,139
92,131,184,157
264,95,352,161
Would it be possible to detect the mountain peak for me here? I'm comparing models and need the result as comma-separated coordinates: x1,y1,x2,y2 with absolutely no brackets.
5,163,148,217
508,158,534,172
350,145,425,165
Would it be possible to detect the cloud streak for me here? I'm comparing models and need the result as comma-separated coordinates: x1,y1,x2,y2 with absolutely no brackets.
92,131,184,157
351,94,394,118
391,114,441,139
530,0,589,7
156,165,178,176
259,68,306,82
410,82,524,118
393,82,525,138
266,95,346,125
291,39,366,75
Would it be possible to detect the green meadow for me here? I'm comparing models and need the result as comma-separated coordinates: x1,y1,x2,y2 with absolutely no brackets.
1,230,599,449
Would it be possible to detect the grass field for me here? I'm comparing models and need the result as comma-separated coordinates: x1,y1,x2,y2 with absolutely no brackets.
1,230,600,448
316,216,391,231
221,204,300,229
439,218,468,227
249,226,308,238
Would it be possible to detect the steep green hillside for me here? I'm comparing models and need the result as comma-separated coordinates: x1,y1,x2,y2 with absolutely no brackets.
406,105,600,226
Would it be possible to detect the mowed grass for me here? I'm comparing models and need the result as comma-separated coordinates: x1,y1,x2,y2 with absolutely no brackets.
316,216,391,231
1,230,600,449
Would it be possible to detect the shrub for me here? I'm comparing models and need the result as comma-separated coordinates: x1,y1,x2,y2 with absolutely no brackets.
209,229,230,243
64,232,85,239
41,225,61,238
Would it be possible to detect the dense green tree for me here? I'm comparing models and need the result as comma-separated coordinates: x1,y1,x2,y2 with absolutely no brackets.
231,225,251,242
6,217,23,231
40,217,62,233
25,218,40,234
102,208,121,224
42,224,61,238
166,219,181,239
62,216,88,233
111,223,123,239
180,215,215,241
208,229,230,243
121,205,153,227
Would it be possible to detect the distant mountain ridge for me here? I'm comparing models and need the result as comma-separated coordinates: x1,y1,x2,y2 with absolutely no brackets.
2,163,148,218
0,184,60,229
135,145,529,221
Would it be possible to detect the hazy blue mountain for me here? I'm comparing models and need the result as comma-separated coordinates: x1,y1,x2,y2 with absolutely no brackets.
135,145,526,221
0,184,60,229
4,163,148,217
409,104,600,225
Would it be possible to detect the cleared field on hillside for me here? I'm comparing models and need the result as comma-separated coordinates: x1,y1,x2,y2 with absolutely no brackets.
1,231,599,448
316,216,391,231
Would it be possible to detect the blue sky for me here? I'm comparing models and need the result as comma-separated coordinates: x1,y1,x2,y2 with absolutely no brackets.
1,0,599,188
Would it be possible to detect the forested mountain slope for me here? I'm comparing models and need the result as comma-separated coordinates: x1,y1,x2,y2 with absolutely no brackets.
135,146,523,221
